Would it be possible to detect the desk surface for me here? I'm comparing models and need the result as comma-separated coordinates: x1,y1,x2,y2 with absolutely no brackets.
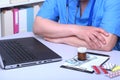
0,32,120,80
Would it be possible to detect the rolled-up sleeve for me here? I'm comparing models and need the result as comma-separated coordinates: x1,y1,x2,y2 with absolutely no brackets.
37,0,59,21
100,0,120,37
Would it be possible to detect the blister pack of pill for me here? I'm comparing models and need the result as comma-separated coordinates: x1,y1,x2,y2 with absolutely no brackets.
106,70,120,78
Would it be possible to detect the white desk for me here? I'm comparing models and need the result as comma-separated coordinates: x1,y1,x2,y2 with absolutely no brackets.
0,32,120,80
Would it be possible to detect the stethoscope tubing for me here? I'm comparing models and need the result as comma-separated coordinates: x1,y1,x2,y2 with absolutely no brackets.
66,0,96,26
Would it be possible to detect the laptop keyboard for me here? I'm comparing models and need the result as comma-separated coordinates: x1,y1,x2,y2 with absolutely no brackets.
0,40,37,63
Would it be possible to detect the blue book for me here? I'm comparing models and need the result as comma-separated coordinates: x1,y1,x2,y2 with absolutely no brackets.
27,7,34,32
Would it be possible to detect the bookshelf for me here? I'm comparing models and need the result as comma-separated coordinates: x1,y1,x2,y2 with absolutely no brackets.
0,0,44,8
0,0,45,37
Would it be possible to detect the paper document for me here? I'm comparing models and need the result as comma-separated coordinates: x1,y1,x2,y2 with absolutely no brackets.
61,52,110,73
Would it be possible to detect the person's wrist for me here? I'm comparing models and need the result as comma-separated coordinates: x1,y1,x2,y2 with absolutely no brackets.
70,25,80,36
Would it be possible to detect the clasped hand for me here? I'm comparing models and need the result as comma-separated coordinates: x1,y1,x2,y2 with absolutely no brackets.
75,26,109,49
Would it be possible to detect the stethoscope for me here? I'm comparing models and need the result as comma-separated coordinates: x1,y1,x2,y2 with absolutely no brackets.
66,0,96,26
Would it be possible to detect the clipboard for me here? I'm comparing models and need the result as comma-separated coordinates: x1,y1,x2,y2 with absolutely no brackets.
61,52,110,73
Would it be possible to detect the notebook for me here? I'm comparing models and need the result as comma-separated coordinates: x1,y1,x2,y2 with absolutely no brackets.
61,52,110,73
0,37,62,69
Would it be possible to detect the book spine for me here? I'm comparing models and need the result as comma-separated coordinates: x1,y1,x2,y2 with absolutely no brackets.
1,9,14,36
27,7,34,32
33,4,40,19
19,8,27,33
12,8,19,34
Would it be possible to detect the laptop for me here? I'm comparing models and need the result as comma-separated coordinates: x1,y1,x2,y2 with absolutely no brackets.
0,37,62,69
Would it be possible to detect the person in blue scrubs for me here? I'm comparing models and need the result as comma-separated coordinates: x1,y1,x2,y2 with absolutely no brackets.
33,0,120,51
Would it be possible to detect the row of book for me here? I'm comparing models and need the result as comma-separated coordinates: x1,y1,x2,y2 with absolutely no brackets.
0,4,41,37
0,0,38,6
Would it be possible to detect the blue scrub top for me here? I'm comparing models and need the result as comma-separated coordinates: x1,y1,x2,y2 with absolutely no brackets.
37,0,120,50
